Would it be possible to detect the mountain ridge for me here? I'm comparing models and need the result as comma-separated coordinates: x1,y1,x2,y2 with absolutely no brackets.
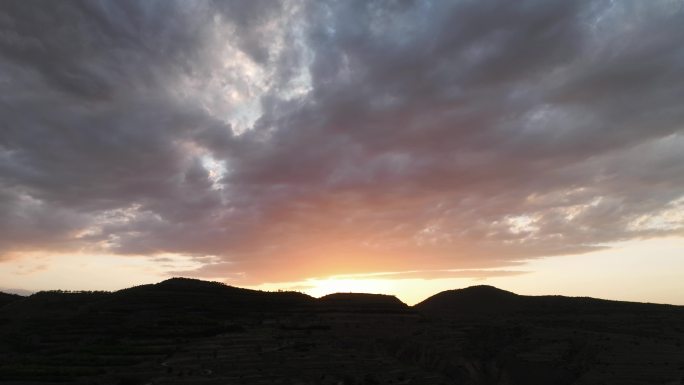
2,278,683,384
4,278,681,314
0,291,23,308
3,278,680,322
415,284,680,318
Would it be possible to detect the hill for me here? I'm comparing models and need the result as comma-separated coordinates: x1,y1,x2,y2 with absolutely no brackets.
2,278,314,318
415,284,678,318
415,285,520,315
106,277,315,314
0,292,22,308
318,292,410,313
1,279,683,385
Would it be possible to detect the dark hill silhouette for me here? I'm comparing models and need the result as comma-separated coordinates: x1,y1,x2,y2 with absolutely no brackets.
107,277,315,315
318,292,410,313
1,290,108,319
0,292,22,308
416,284,679,318
416,285,520,315
1,278,683,385
1,278,315,330
5,280,680,319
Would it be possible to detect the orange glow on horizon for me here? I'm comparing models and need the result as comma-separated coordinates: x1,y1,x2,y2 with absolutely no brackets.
0,237,683,307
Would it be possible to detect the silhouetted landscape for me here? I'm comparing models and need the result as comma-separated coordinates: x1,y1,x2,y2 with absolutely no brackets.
1,278,682,385
2,1,684,384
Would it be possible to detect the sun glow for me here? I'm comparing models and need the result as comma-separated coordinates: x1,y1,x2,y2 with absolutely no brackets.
249,277,398,299
245,273,486,305
245,237,684,306
302,278,395,298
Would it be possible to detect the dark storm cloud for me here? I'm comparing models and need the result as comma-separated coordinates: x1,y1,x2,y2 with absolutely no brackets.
0,0,683,282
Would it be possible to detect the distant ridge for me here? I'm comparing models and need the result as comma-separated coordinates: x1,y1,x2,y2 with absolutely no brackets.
415,284,678,318
318,292,409,313
112,278,411,314
105,277,316,315
0,278,315,321
3,279,681,320
0,292,22,308
1,278,682,384
415,285,520,315
1,278,411,319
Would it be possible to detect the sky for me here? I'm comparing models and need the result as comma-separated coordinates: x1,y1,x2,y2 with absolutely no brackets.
0,0,683,305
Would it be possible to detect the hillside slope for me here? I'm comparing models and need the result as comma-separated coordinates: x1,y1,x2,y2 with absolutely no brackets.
1,280,682,385
0,292,22,308
415,285,678,318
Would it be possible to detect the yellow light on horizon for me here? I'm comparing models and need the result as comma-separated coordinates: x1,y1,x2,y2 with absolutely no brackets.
1,237,683,306
302,277,395,298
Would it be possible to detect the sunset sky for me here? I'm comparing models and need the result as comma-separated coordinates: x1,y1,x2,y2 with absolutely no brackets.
0,0,683,305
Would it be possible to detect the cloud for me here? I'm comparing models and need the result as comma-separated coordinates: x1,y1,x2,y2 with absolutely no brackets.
325,269,530,281
1,0,683,284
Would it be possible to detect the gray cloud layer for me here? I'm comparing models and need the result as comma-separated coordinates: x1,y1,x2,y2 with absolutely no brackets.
1,0,683,283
